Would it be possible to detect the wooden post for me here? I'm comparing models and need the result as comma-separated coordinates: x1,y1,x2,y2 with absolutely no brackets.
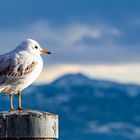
0,110,58,140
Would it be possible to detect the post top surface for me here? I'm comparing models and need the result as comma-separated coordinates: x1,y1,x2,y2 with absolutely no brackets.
0,110,58,118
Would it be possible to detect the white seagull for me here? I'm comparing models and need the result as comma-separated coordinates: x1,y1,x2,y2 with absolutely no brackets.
0,39,51,111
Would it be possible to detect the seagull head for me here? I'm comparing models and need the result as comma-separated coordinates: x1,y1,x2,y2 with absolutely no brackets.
16,39,51,55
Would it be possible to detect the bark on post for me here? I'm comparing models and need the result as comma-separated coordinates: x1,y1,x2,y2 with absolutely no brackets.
0,110,58,140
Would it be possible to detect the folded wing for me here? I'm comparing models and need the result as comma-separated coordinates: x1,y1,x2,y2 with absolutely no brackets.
0,53,37,86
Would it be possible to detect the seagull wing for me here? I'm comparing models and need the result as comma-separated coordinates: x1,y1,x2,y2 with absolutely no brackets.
0,52,37,86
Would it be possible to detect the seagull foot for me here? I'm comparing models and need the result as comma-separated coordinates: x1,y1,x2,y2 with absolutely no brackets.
9,108,15,112
17,107,23,111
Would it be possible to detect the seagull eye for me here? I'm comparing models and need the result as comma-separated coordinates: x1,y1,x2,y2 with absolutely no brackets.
34,46,38,49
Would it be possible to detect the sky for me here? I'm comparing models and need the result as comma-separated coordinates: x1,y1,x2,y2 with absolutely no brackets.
0,0,140,84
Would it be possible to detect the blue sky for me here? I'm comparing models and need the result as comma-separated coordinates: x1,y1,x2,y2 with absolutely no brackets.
0,0,140,84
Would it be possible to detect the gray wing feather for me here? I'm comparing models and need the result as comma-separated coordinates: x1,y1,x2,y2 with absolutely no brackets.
0,52,37,86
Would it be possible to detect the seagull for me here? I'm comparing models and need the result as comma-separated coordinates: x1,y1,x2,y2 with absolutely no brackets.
0,39,51,111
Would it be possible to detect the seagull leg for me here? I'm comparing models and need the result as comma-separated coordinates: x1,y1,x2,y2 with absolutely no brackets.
17,90,23,111
9,94,14,111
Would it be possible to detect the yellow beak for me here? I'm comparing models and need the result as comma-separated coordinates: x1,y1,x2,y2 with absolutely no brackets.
40,50,52,54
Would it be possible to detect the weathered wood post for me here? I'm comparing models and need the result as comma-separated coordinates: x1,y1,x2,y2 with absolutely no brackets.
0,110,58,140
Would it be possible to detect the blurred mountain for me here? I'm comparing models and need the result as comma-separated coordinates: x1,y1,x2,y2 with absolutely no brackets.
1,73,140,140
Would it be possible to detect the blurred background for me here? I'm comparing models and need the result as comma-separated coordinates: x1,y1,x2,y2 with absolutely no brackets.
0,0,140,139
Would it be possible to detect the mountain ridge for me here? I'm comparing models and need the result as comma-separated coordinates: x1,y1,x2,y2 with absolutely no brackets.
49,73,140,88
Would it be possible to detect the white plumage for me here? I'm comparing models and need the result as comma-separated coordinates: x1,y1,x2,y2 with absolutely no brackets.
0,39,51,111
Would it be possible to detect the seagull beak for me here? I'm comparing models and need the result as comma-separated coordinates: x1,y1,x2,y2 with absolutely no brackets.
40,50,52,54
